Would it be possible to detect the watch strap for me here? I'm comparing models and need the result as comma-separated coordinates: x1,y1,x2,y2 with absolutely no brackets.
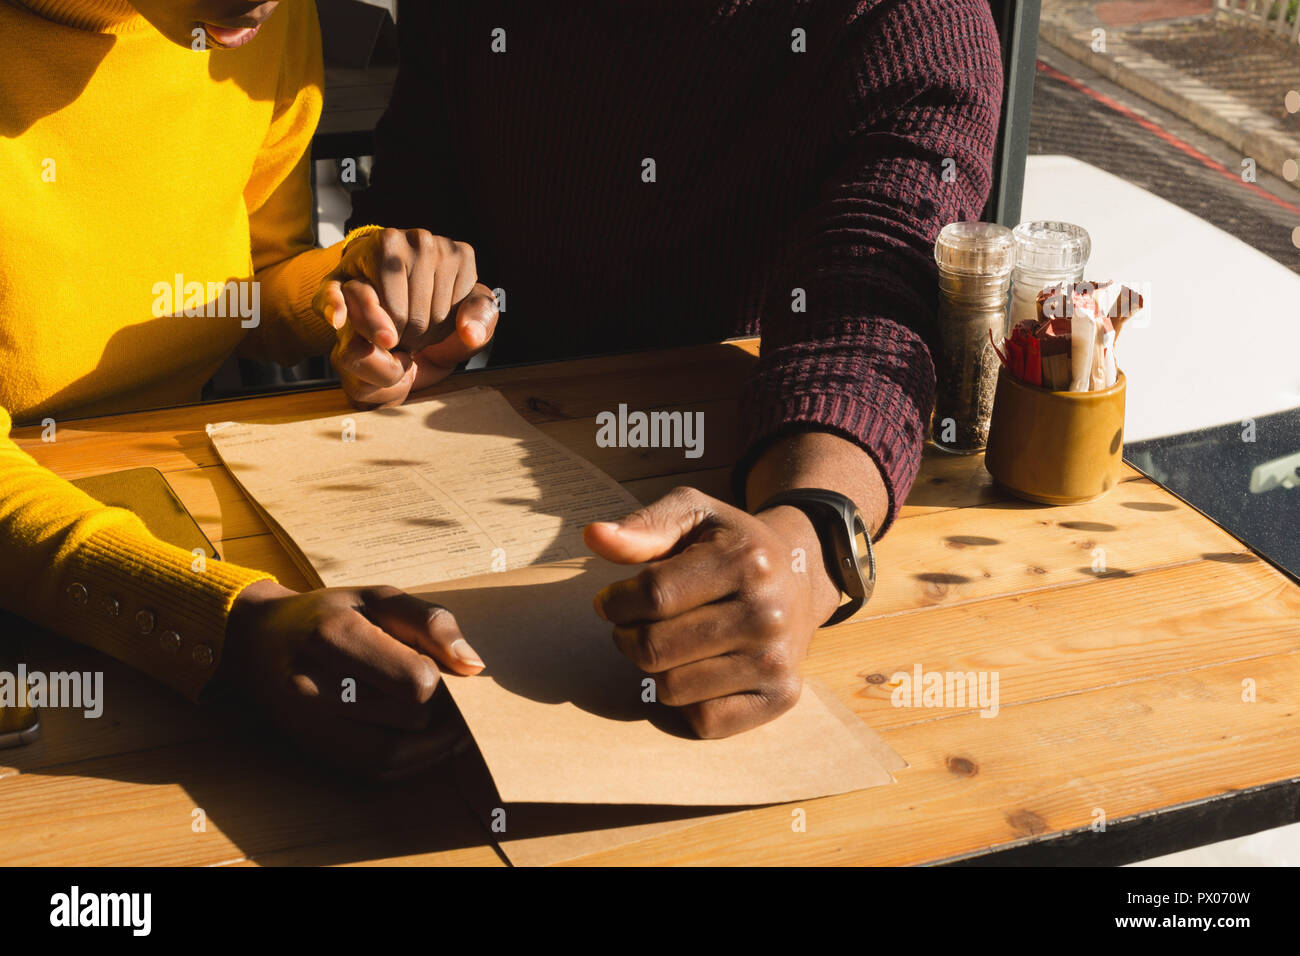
755,488,875,627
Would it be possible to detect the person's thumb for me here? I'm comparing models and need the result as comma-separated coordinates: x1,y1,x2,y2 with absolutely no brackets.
454,284,499,351
583,487,715,564
313,277,347,331
364,587,485,676
410,285,499,390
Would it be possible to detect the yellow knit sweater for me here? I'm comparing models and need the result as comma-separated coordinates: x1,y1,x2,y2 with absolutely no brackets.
1,0,350,699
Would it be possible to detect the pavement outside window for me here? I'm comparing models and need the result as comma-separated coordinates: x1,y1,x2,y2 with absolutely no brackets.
1040,0,1300,191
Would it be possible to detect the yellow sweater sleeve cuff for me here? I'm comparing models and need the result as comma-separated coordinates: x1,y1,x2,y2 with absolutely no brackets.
51,525,274,702
254,226,386,365
342,224,385,255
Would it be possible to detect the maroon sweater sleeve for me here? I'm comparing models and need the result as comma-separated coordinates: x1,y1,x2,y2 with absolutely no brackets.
736,0,1004,537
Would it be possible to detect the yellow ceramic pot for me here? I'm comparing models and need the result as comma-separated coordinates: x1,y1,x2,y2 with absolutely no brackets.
984,368,1126,505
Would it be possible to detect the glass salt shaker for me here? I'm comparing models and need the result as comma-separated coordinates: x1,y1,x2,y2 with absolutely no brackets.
932,221,1015,454
1008,220,1091,333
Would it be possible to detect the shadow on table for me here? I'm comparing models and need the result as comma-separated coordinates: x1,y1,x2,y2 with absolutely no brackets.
419,559,694,736
446,743,750,866
13,642,497,865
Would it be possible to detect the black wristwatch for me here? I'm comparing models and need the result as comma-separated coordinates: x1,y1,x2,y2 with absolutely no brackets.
754,488,876,627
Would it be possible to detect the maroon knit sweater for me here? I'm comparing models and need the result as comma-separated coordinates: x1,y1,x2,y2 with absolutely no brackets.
349,0,1004,536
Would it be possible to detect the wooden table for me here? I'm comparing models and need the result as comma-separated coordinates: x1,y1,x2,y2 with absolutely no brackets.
4,340,1299,866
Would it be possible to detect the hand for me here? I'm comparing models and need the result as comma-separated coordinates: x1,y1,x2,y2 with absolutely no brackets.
222,580,485,782
314,228,500,408
584,487,842,738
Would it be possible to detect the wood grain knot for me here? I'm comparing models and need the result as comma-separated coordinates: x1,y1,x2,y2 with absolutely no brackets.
916,572,971,600
864,673,889,685
946,755,978,777
1006,809,1049,836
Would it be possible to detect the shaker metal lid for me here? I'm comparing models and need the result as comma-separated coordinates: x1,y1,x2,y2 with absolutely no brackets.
934,221,1015,276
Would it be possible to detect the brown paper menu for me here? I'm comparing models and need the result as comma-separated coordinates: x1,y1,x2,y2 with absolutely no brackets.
207,386,903,856
422,556,896,806
448,674,906,867
206,387,639,590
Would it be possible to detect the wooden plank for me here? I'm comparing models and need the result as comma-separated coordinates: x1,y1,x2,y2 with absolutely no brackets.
166,465,269,545
568,648,1300,865
215,534,313,590
0,638,215,777
233,832,505,867
903,445,1144,518
10,626,1298,867
865,475,1245,618
0,736,498,866
807,554,1300,730
947,775,1300,866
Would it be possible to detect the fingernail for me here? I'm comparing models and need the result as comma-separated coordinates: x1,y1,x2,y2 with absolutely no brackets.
590,521,621,534
450,638,484,668
593,592,609,621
